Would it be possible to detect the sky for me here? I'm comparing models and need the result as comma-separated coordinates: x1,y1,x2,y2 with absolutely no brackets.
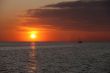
3,0,75,14
0,0,110,42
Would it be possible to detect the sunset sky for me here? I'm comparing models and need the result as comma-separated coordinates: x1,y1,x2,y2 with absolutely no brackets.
0,0,110,42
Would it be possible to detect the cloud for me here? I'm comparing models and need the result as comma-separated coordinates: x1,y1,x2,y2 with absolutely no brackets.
46,0,110,9
25,0,110,31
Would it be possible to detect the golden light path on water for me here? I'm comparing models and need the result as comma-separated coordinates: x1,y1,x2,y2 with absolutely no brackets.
28,42,37,73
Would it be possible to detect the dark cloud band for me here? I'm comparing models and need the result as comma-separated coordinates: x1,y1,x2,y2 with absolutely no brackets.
26,0,110,31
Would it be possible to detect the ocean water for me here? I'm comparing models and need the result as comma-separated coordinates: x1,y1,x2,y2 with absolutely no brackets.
0,42,110,73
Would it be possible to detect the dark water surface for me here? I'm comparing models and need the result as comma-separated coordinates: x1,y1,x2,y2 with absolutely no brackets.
0,42,110,73
0,43,37,73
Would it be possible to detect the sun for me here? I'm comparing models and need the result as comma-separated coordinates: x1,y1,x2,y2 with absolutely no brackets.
31,34,36,39
30,31,37,39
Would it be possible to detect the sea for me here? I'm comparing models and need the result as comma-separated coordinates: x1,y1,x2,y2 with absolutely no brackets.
0,42,110,73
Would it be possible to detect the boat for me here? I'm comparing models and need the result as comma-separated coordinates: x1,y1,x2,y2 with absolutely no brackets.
78,41,83,43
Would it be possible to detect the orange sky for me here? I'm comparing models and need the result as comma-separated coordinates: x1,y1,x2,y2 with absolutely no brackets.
0,0,110,42
0,27,110,42
0,15,110,42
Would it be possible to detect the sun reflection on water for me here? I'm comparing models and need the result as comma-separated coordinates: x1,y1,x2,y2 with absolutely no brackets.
28,42,37,73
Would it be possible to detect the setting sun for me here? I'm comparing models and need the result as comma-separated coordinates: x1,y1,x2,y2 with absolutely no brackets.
30,31,37,40
31,34,36,39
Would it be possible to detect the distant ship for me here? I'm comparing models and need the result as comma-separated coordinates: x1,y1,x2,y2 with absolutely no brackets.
77,33,83,43
78,41,83,43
